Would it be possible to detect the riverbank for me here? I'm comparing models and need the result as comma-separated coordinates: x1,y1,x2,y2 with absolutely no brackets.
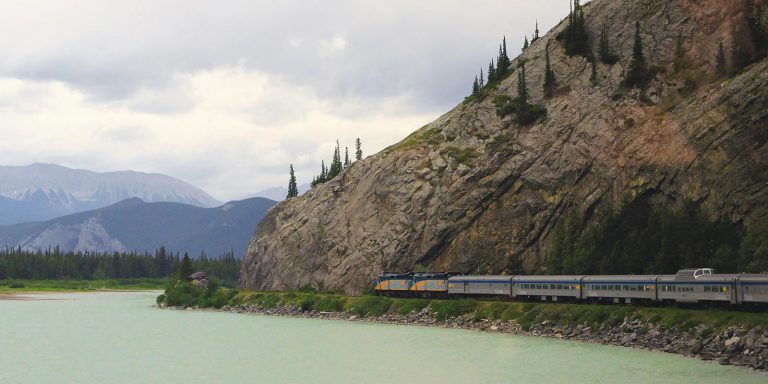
0,278,167,292
160,290,768,371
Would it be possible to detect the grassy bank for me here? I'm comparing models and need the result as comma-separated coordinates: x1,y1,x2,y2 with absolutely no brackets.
0,278,167,292
167,289,768,332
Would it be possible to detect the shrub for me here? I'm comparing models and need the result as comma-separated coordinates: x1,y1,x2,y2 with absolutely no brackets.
313,295,346,312
443,146,478,165
8,281,24,288
494,95,546,126
348,296,392,317
429,299,477,321
393,299,430,315
474,302,512,321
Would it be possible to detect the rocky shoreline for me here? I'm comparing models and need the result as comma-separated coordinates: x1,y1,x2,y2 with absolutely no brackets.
161,303,768,372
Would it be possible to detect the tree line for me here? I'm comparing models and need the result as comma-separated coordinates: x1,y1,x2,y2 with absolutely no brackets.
286,138,363,198
0,246,241,285
546,199,768,275
471,0,768,118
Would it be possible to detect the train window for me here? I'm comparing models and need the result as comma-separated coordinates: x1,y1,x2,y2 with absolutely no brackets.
704,286,710,292
722,286,728,292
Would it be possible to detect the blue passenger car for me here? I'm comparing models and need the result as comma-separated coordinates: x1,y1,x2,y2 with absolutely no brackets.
511,275,583,301
447,275,512,296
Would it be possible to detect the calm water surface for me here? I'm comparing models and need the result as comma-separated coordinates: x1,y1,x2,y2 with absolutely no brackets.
0,291,765,384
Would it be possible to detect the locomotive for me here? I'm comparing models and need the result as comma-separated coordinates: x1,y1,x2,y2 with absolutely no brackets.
374,269,768,307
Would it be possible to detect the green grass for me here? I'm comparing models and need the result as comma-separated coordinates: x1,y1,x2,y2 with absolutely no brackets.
442,146,479,165
0,278,167,292
384,126,443,153
229,290,768,332
391,298,430,315
348,296,392,316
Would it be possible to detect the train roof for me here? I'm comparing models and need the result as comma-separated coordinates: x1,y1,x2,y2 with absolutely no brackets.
378,272,412,278
674,268,715,280
511,275,584,282
582,275,659,283
658,274,740,282
737,274,768,282
448,275,512,282
413,272,454,279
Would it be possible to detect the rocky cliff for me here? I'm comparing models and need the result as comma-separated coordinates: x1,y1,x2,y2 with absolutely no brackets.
241,0,768,293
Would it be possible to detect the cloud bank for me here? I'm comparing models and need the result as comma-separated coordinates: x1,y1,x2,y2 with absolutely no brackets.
0,0,567,200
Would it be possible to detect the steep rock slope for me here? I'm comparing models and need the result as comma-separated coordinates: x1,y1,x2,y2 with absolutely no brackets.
241,0,768,293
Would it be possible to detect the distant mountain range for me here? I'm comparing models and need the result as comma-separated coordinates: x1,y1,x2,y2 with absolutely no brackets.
0,163,221,225
0,197,276,257
248,183,310,201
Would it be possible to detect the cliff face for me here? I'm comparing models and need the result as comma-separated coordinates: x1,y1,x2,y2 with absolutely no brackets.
241,0,768,293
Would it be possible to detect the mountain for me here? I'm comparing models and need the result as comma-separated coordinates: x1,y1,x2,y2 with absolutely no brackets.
240,0,768,293
0,197,276,257
0,163,221,224
247,183,311,201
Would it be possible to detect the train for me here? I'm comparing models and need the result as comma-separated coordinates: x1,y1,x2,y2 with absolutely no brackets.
373,268,768,307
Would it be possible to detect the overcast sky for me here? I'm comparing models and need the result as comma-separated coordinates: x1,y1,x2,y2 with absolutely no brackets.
0,0,569,201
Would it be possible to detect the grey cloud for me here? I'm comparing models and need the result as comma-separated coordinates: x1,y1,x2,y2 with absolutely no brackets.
0,0,568,110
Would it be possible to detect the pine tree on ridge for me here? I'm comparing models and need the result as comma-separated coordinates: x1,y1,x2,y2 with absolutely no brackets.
286,164,298,198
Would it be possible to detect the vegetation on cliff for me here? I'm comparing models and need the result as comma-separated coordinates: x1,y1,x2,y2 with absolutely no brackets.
546,199,768,275
310,138,363,187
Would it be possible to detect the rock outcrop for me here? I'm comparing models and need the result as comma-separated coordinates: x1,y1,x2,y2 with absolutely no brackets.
241,0,768,293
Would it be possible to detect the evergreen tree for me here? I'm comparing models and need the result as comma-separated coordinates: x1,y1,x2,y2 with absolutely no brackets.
590,54,598,86
496,37,511,79
497,45,506,78
472,76,480,96
715,40,727,77
479,68,484,88
328,140,342,179
534,20,540,41
286,164,298,198
558,0,589,57
321,160,327,180
623,21,650,88
523,36,529,51
749,3,768,60
517,62,528,108
503,36,508,60
730,24,753,74
598,23,619,64
344,147,350,168
178,253,193,281
543,43,557,98
355,138,362,160
488,59,496,83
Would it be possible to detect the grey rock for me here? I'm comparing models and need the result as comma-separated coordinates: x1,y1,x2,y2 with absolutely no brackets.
240,0,768,294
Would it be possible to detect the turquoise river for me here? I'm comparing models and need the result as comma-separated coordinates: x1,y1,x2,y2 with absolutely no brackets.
0,291,766,383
